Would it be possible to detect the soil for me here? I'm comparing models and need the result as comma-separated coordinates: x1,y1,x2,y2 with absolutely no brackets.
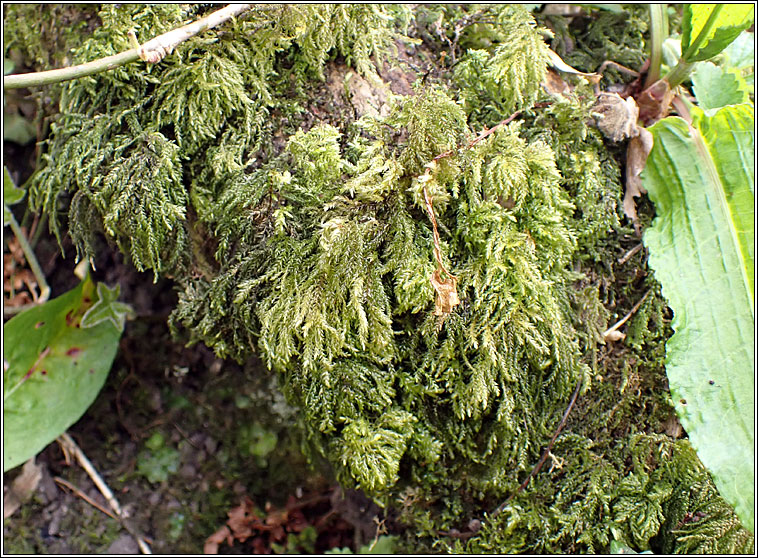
3,226,398,553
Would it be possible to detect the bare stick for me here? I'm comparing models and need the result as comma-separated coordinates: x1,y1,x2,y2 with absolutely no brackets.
617,243,643,265
53,477,119,520
58,433,152,554
602,289,651,340
4,4,253,90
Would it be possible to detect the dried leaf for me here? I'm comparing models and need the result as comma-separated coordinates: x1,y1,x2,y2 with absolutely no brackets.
431,269,460,317
3,458,42,518
636,79,675,126
591,93,641,142
227,499,256,541
603,330,626,342
203,525,232,554
623,127,654,226
542,68,572,98
546,48,601,83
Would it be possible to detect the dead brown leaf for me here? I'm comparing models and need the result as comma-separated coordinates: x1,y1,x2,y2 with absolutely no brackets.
542,68,572,98
3,458,42,518
591,92,641,142
636,79,675,126
623,127,654,229
203,525,232,554
431,269,460,317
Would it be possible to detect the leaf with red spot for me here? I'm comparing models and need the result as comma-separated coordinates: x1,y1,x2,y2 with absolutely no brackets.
3,275,130,471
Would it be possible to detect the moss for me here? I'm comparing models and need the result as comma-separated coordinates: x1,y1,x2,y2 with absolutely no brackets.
14,4,754,554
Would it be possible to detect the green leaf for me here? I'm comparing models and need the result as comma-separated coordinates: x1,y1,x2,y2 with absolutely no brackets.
682,4,754,63
3,276,128,471
723,30,755,69
4,57,15,75
691,62,750,114
3,112,37,145
4,166,25,226
641,104,755,531
80,282,134,331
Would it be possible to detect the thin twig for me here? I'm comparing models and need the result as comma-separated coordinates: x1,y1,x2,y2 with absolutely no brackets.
617,243,643,265
53,477,119,520
58,433,152,554
602,289,651,340
491,379,584,517
4,4,253,90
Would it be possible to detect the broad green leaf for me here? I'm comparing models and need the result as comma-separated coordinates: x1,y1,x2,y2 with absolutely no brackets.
723,30,755,69
3,112,37,145
722,30,755,93
691,62,750,114
3,275,129,471
4,166,25,226
661,37,682,69
682,5,754,63
642,104,755,531
4,57,15,75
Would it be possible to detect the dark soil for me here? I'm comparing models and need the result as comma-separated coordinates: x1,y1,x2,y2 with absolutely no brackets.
3,229,396,553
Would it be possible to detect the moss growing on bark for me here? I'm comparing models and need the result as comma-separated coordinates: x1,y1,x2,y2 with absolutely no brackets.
7,4,754,553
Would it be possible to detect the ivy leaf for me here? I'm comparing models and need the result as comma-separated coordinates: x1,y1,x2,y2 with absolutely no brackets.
641,104,754,531
682,5,754,63
4,166,25,226
80,282,134,331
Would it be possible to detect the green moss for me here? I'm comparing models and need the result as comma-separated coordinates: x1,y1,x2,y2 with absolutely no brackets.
16,4,754,554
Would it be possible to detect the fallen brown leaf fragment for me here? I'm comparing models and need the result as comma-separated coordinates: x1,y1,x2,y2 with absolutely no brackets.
636,78,674,126
203,525,232,554
624,128,654,230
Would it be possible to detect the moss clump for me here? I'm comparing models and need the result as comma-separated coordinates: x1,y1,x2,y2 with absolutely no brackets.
15,4,755,554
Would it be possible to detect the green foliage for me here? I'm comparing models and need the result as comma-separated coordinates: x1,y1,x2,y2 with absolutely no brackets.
691,60,751,114
642,104,755,530
4,166,26,225
3,275,129,471
13,4,754,554
26,4,404,277
681,4,754,63
326,535,398,554
541,5,649,85
453,6,552,125
136,432,181,484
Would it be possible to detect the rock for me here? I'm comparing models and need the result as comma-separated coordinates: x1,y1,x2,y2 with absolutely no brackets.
105,534,139,554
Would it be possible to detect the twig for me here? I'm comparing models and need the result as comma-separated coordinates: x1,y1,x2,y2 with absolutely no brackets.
491,379,583,517
4,4,253,90
58,433,152,554
617,243,643,265
53,477,119,520
602,289,651,340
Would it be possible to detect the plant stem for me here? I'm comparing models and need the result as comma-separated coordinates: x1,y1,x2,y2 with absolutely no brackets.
644,5,668,89
664,59,697,89
3,4,253,90
5,209,50,305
